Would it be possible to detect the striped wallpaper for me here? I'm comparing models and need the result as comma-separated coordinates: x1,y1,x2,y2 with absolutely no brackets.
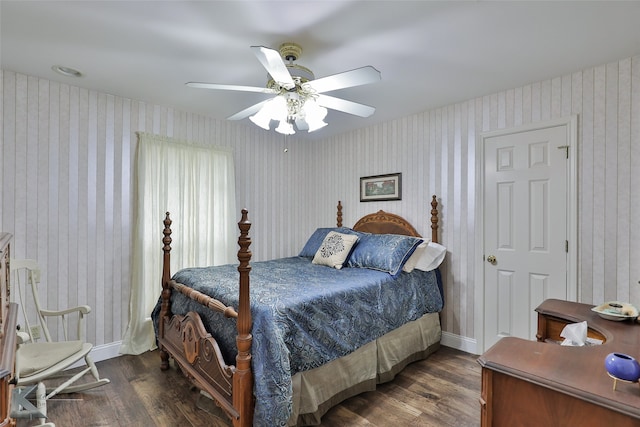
1,53,638,356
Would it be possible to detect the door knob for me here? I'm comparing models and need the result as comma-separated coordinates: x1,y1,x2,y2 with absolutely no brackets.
487,255,497,265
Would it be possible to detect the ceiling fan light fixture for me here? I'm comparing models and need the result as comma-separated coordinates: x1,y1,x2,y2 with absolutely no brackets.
303,100,328,132
271,95,289,121
250,95,289,130
249,105,273,130
199,43,380,135
275,120,295,135
307,119,328,133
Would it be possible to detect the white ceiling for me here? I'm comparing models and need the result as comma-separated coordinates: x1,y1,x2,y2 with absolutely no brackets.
2,1,640,140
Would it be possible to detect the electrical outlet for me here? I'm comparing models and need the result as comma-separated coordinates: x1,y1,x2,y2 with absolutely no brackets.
30,325,41,340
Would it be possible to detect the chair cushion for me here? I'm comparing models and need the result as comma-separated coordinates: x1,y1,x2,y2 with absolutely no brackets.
18,341,86,377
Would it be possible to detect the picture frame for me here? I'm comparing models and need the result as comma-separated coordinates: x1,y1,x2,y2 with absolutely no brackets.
360,173,402,202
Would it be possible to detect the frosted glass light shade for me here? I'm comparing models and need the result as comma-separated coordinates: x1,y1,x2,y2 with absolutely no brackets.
307,117,328,132
249,94,331,134
303,100,328,132
270,95,289,122
249,106,272,130
275,120,295,135
250,95,290,130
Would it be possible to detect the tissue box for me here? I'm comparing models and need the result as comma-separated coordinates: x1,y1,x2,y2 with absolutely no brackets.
560,321,603,346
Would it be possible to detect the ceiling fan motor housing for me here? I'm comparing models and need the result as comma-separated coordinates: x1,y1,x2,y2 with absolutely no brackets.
279,42,302,61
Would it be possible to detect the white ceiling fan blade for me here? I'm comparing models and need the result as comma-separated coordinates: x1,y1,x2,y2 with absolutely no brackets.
227,99,272,121
305,66,381,94
251,46,295,90
186,82,277,94
316,94,376,117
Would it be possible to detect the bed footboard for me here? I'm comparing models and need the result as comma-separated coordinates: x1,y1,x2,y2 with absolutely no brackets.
158,210,254,427
162,311,236,415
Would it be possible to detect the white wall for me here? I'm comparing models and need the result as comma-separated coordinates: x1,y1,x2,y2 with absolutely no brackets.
0,70,306,351
308,55,640,348
2,53,639,356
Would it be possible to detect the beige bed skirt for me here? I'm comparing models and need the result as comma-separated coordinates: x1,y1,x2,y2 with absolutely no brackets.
198,312,441,426
289,311,442,426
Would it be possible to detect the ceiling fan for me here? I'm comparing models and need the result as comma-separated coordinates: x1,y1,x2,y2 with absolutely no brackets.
186,43,381,134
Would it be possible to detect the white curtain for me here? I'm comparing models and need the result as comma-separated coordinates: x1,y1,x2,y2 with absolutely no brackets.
120,132,237,355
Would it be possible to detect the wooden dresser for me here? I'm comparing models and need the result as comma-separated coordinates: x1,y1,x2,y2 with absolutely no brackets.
0,233,18,427
478,299,640,427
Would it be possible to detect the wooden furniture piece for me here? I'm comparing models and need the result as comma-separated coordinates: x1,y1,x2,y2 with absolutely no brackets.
0,233,18,427
157,196,443,427
478,298,640,427
11,259,110,399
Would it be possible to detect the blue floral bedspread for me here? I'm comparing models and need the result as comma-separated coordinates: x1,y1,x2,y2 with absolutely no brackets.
152,256,443,426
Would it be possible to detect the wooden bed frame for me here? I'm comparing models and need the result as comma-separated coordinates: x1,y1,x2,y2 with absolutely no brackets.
158,195,441,427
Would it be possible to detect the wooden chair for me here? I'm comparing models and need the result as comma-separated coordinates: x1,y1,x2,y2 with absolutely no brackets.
10,259,110,402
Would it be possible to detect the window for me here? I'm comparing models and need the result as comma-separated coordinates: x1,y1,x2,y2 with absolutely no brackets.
120,133,236,354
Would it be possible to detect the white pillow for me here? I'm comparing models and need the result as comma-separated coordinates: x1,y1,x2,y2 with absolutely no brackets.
409,242,447,272
312,231,360,270
402,241,428,272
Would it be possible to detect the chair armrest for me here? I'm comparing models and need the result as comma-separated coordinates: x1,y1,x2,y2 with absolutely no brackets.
16,331,31,345
40,305,92,317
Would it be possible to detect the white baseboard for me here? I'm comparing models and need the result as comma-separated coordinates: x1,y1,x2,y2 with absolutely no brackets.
440,331,479,355
69,340,123,369
71,334,480,371
91,340,124,362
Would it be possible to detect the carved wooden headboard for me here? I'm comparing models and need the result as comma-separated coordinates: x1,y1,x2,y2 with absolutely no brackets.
353,211,421,237
340,195,439,243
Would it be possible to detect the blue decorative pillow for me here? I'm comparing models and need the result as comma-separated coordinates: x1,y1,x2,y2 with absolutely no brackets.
347,233,423,278
299,227,359,258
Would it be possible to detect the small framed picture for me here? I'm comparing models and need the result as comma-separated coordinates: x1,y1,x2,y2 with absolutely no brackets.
360,173,402,202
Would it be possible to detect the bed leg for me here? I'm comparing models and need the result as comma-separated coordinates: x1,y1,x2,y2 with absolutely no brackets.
160,347,169,371
160,212,173,372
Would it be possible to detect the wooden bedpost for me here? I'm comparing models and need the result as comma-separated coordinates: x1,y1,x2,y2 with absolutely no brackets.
159,212,172,371
336,201,343,227
430,195,439,244
234,209,253,426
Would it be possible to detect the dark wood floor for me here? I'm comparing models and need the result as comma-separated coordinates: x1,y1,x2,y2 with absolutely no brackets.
16,346,481,427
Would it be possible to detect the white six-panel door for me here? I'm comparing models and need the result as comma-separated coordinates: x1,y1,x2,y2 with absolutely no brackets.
482,123,571,351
